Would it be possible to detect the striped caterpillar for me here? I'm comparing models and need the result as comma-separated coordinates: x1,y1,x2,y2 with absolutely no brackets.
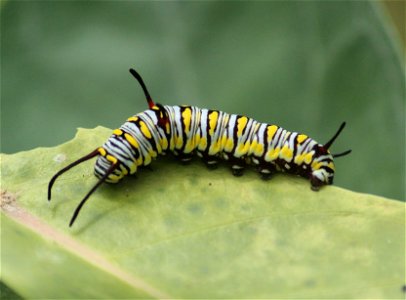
48,68,351,226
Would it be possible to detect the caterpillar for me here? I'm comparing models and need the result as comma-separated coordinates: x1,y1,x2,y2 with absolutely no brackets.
48,68,351,227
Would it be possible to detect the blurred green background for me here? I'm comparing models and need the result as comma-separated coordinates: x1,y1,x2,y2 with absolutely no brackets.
1,1,404,200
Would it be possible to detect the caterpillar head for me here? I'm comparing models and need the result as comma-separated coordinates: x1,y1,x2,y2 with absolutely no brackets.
309,122,351,191
48,68,171,227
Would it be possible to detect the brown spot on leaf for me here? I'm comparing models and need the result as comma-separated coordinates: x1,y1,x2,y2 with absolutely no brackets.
0,190,17,209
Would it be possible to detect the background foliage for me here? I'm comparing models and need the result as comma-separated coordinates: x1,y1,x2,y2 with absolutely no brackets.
1,1,404,200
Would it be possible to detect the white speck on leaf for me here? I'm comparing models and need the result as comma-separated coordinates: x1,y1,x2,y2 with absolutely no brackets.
53,153,67,163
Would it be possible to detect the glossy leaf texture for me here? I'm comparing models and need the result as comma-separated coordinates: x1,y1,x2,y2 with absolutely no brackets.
1,1,404,200
1,127,405,299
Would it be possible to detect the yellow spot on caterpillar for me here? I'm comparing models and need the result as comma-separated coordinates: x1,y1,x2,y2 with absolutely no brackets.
237,116,248,137
129,163,137,174
184,139,194,153
294,153,305,165
98,148,106,156
236,143,245,156
243,141,251,154
266,147,280,161
108,173,121,182
239,141,251,154
154,141,162,154
182,108,192,134
106,155,118,164
254,142,264,156
120,164,128,176
127,116,138,122
113,129,123,136
311,161,323,170
224,137,233,152
176,137,183,149
176,134,183,149
226,138,234,151
209,139,221,155
144,155,152,166
221,135,227,148
280,145,293,161
209,111,219,136
193,132,201,149
199,136,207,150
297,134,308,144
139,121,152,139
124,133,139,149
169,135,175,150
304,152,313,164
267,125,278,140
328,162,335,171
136,157,143,166
149,149,157,158
161,137,168,150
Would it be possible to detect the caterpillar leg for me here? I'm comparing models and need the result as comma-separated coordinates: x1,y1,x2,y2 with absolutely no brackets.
172,149,194,165
198,152,219,169
258,168,273,180
205,159,219,170
229,157,246,177
256,162,276,180
178,153,194,164
231,165,244,176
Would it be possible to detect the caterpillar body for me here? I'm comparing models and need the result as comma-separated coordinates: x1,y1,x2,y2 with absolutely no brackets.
48,68,351,226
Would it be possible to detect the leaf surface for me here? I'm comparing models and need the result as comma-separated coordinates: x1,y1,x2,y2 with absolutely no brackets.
1,127,405,299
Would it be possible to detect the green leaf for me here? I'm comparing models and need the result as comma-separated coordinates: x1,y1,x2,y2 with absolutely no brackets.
1,127,405,299
0,281,23,300
1,1,404,200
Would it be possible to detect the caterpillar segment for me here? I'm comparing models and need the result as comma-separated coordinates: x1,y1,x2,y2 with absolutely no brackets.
48,68,351,226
